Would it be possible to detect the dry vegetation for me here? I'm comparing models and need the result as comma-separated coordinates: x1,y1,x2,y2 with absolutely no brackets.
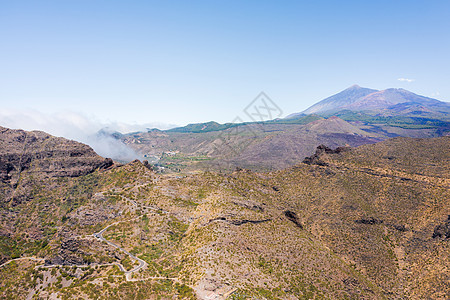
0,135,449,299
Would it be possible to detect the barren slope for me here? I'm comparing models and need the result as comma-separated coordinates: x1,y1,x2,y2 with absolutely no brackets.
0,127,448,299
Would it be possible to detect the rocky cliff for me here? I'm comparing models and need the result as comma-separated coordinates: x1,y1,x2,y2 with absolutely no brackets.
0,126,113,184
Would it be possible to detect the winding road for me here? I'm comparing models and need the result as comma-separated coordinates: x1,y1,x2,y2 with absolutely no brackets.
1,191,168,283
1,188,240,298
92,217,147,280
24,191,168,280
0,257,45,269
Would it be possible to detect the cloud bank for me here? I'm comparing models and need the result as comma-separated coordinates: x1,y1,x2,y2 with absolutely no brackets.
0,109,176,162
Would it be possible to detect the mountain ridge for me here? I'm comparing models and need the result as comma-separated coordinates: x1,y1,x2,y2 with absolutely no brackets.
116,86,449,172
288,85,450,117
291,85,378,116
158,86,448,136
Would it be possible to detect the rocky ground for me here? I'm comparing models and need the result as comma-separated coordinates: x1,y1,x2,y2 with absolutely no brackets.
0,126,449,299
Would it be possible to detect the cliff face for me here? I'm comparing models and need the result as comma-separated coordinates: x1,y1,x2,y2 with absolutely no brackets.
0,126,113,206
0,126,113,184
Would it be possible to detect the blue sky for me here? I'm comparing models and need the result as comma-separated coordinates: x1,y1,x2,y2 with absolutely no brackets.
1,0,449,127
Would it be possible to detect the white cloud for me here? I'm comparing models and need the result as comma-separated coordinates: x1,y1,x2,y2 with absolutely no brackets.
0,109,177,162
397,78,415,83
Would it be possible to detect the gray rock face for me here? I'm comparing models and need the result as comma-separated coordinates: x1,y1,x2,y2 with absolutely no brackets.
433,215,450,239
302,144,350,166
0,126,113,184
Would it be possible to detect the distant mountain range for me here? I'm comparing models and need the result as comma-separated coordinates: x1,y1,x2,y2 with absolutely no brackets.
109,86,449,172
288,85,450,118
58,85,443,171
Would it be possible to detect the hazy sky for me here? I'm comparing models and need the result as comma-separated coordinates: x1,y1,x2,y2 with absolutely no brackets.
1,0,449,127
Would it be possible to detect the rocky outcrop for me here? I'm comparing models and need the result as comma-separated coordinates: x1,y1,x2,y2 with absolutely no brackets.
227,219,271,226
206,217,271,226
303,145,350,166
71,201,122,227
45,239,87,266
0,126,113,183
432,215,450,239
284,210,303,228
231,198,264,212
355,217,383,225
46,238,125,266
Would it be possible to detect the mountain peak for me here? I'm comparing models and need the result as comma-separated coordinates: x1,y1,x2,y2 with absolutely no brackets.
301,86,378,114
299,86,447,115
